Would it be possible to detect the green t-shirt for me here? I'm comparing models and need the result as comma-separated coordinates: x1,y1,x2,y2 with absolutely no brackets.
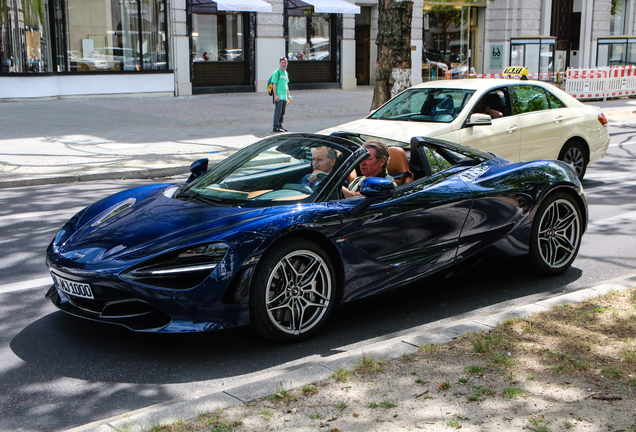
272,68,289,101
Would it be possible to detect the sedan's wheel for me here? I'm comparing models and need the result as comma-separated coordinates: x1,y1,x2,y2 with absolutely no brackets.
558,141,587,180
529,192,583,276
249,239,336,343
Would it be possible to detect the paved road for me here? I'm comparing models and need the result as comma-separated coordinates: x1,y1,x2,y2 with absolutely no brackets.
0,124,635,431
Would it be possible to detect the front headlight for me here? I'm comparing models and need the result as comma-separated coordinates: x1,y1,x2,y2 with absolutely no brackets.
120,242,228,289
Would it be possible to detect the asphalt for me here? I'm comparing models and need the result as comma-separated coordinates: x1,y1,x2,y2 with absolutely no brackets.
2,87,636,432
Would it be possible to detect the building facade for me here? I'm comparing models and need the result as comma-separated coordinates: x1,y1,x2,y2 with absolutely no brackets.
1,0,633,99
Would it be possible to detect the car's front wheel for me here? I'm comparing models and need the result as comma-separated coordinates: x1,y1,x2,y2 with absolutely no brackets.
529,192,583,276
558,141,588,180
249,238,336,343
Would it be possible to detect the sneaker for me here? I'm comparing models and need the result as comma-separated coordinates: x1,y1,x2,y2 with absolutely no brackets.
273,127,282,132
280,127,288,132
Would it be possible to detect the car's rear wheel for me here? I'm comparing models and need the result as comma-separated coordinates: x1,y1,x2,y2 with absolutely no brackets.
558,141,588,180
529,192,583,276
249,238,336,343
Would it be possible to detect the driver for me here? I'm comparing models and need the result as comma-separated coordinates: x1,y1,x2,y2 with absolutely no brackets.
301,146,338,190
473,93,503,119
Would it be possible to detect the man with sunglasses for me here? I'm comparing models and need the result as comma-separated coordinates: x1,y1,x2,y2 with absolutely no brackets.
271,56,291,132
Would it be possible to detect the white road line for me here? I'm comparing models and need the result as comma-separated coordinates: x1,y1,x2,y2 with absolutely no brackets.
589,210,636,227
0,277,53,294
609,141,636,147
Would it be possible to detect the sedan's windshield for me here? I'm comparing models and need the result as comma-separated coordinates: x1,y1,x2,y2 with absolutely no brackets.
180,136,354,206
370,88,475,123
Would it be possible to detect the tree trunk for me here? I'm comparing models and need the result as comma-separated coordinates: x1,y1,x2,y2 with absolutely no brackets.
371,0,413,110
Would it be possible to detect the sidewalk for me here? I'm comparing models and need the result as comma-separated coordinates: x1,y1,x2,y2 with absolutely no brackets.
0,87,375,188
2,87,635,189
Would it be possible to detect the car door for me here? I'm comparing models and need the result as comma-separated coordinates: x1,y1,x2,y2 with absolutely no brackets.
458,87,522,161
510,84,575,161
333,169,473,302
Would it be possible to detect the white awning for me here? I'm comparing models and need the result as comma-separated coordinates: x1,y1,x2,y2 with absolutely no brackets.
301,0,360,14
215,0,272,12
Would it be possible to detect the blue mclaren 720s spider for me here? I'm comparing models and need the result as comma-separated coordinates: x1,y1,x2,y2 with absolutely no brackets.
46,133,587,342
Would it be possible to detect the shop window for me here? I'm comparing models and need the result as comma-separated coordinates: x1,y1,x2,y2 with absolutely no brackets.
64,0,167,72
287,13,330,61
509,38,555,77
422,3,479,80
192,11,243,63
611,0,626,35
597,38,636,67
1,0,53,73
1,0,168,74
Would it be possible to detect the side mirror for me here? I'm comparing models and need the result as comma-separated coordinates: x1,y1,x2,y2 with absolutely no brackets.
467,113,492,126
360,177,396,198
186,158,209,184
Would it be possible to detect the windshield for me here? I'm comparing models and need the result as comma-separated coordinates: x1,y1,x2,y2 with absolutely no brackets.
180,136,353,206
370,88,475,123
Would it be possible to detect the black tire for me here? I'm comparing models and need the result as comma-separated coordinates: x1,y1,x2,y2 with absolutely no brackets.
249,238,336,343
558,141,588,180
529,192,583,276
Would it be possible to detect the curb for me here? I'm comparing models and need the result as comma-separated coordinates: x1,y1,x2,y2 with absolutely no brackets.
0,166,192,189
63,273,636,432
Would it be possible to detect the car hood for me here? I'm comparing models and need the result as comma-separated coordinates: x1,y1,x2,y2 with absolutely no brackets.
51,187,267,266
319,118,454,142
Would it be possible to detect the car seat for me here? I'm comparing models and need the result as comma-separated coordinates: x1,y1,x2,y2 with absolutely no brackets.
387,147,413,186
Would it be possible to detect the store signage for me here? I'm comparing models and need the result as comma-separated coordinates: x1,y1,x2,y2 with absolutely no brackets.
490,44,503,69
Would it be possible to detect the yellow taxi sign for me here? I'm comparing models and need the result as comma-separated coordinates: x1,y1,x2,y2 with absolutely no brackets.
502,66,529,75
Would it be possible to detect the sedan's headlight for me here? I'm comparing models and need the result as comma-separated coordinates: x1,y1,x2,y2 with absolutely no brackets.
120,242,228,289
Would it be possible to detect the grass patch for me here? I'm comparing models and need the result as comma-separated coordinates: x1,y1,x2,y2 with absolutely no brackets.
503,387,530,399
466,365,484,374
466,385,494,402
355,353,384,373
301,384,317,395
526,416,549,432
601,367,620,378
419,344,438,356
332,368,350,381
490,353,515,368
267,382,294,402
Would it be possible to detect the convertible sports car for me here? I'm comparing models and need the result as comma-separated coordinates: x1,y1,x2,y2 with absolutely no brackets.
320,79,610,180
46,133,587,342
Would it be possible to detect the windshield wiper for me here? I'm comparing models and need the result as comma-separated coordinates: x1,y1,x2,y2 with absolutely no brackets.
175,190,223,205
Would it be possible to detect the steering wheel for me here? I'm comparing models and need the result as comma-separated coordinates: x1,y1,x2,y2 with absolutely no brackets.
283,184,314,194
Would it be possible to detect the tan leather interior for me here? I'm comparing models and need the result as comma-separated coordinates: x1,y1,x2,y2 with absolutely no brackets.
387,146,413,186
346,170,357,185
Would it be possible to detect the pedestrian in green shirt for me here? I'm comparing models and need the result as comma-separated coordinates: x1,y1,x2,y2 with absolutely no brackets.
272,56,291,132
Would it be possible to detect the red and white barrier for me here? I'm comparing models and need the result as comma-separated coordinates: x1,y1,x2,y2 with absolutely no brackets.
564,66,636,100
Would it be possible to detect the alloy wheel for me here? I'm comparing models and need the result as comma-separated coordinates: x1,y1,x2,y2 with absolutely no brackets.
265,250,332,335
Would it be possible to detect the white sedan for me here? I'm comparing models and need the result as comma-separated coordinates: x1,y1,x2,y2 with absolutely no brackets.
321,79,609,179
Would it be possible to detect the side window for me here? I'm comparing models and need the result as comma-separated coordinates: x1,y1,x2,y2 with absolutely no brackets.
424,146,453,175
510,85,550,114
545,90,566,109
471,88,509,119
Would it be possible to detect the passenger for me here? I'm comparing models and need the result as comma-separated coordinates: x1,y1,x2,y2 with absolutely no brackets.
301,146,338,190
473,93,504,119
342,140,397,198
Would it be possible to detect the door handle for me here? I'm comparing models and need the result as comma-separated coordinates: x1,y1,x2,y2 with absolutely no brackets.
506,125,518,133
554,115,563,123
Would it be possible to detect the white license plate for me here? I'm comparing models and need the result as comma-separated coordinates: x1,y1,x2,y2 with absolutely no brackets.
52,274,94,299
